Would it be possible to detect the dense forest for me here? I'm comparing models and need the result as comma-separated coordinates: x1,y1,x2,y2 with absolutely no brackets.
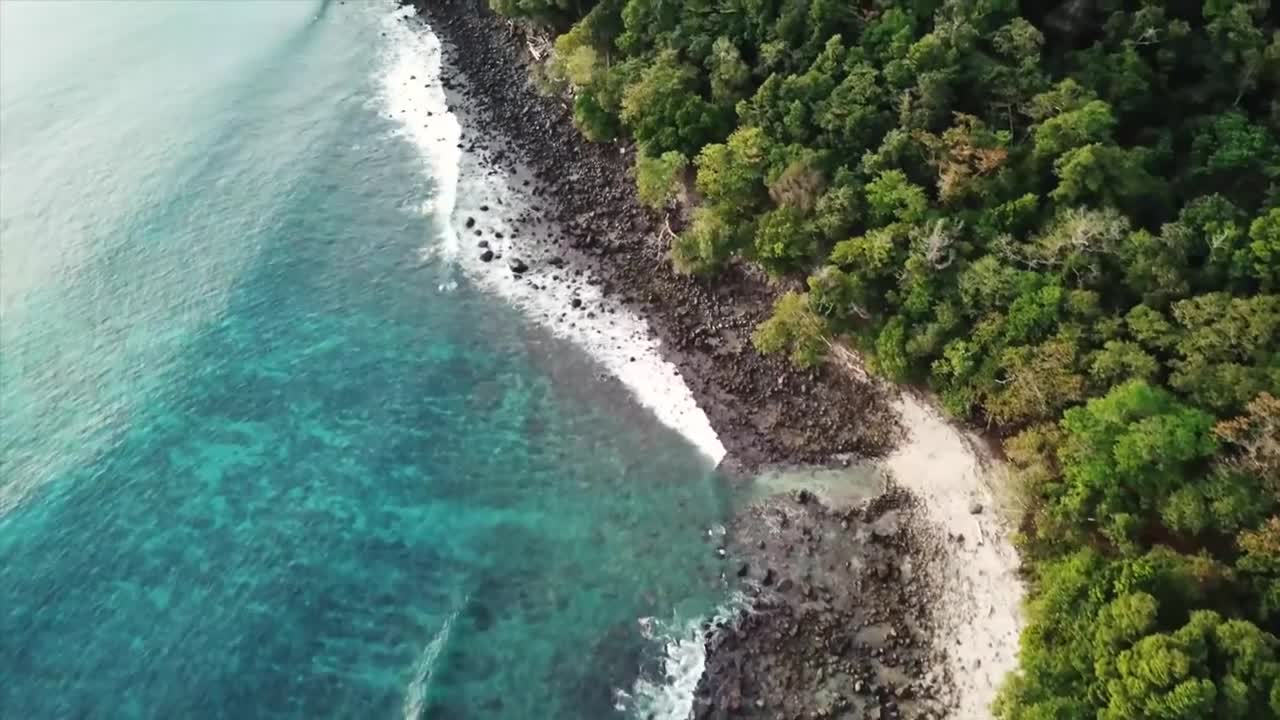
486,0,1280,716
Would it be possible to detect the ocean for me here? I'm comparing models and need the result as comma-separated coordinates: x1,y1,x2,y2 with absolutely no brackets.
0,2,735,718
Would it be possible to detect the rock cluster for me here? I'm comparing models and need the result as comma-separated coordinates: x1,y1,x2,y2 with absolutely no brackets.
400,4,967,718
696,489,956,720
406,0,901,469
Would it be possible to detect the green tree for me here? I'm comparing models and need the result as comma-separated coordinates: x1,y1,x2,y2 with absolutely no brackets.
1032,99,1116,160
1168,293,1280,415
1237,518,1280,622
1049,381,1219,548
706,36,750,103
1202,0,1271,105
1088,340,1160,388
1248,209,1280,290
996,547,1236,720
547,19,603,89
810,178,864,241
1100,610,1280,720
1176,194,1252,291
573,91,619,141
872,316,912,380
1120,225,1196,307
633,150,687,208
986,336,1085,426
752,291,828,367
621,50,729,155
1050,143,1166,217
768,155,826,211
489,0,595,27
1126,304,1178,353
865,169,928,225
753,206,819,275
670,205,746,275
1189,111,1279,209
829,224,905,300
694,126,771,212
616,0,678,54
815,61,888,152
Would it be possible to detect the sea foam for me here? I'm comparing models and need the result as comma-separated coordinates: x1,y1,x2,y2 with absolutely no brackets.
401,596,462,720
378,6,461,264
618,600,745,720
377,5,726,465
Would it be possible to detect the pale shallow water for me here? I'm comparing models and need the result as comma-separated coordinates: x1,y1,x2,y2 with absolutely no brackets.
0,2,738,717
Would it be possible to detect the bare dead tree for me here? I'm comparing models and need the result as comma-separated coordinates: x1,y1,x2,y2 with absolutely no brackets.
994,207,1128,284
915,218,962,270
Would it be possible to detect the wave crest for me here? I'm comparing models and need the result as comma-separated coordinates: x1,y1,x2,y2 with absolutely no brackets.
619,599,746,720
377,5,461,263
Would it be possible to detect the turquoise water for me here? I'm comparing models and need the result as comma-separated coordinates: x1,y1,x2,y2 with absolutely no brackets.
0,2,731,717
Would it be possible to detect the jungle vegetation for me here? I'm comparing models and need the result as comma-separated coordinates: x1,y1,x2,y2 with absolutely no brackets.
490,0,1280,715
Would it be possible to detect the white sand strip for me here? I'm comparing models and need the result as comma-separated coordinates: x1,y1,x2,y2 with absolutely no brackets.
884,400,1023,716
831,346,1023,718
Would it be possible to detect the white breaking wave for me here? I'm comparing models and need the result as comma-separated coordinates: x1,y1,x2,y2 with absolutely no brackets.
402,595,464,720
375,4,726,464
378,4,461,263
620,600,745,720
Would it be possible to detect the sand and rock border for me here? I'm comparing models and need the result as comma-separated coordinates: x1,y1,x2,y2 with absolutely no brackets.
396,1,1024,716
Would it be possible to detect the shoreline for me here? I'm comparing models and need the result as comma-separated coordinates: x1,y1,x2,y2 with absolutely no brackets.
378,6,727,463
394,1,1023,717
878,390,1025,717
400,0,902,473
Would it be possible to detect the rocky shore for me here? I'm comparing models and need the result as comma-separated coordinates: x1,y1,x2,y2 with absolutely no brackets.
403,0,900,472
695,488,954,720
397,2,1021,718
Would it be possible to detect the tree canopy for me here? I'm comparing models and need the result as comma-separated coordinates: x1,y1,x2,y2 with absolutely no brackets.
497,0,1280,715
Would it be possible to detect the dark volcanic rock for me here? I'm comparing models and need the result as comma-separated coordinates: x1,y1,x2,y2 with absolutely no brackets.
693,489,954,720
479,249,494,262
404,0,901,470
508,257,529,274
396,6,958,719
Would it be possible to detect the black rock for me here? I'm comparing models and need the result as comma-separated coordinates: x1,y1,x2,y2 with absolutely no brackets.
478,240,490,248
479,249,494,262
570,297,583,309
465,217,476,229
508,258,529,274
548,256,565,268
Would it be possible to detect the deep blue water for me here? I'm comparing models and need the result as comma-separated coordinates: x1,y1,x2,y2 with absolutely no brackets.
0,2,731,718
